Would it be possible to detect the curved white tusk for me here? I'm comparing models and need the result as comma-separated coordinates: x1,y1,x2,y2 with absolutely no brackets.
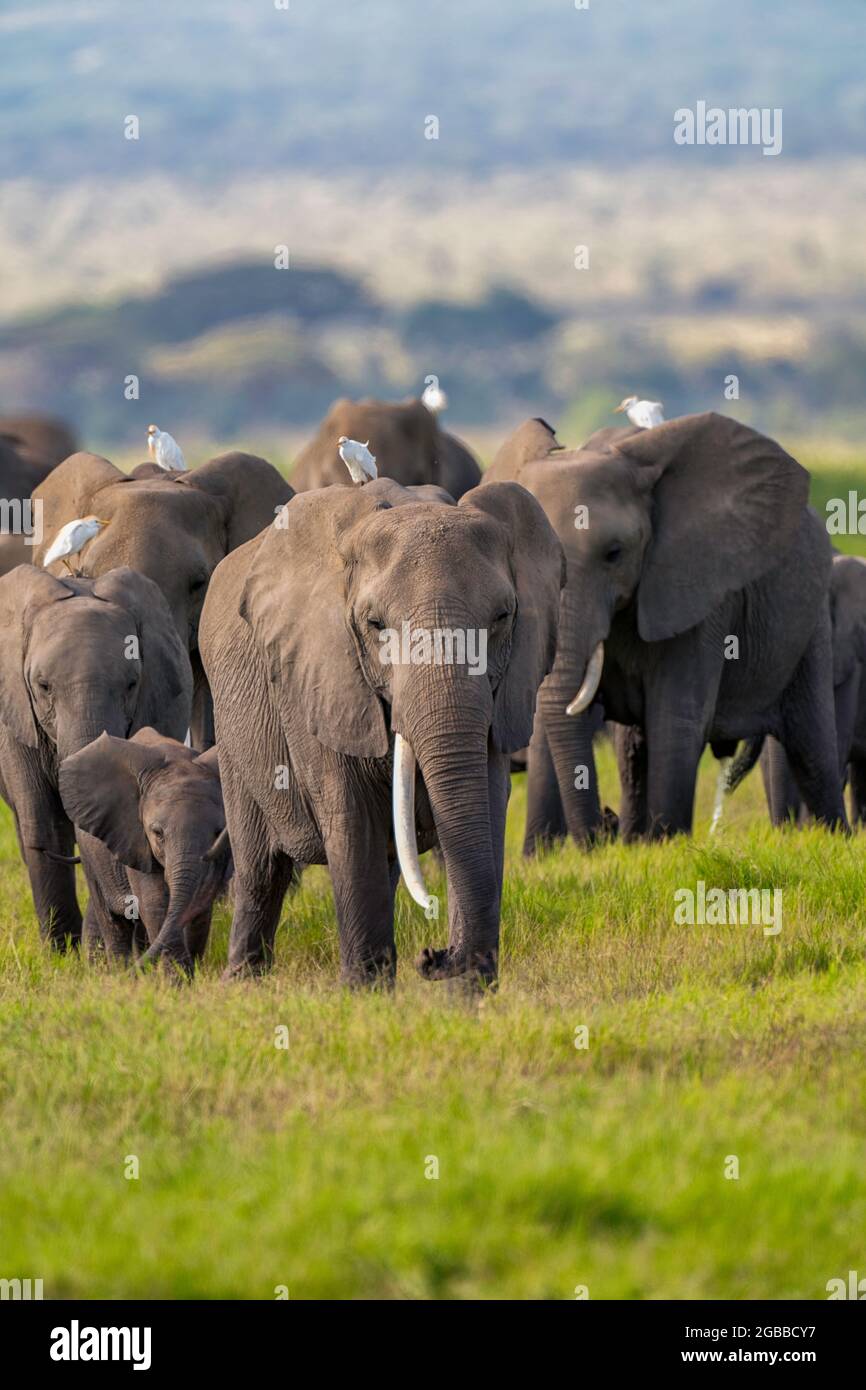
565,641,604,716
393,733,436,914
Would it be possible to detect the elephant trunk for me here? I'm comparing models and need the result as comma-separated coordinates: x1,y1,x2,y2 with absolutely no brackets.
138,852,217,974
399,691,499,982
536,670,603,845
56,693,128,762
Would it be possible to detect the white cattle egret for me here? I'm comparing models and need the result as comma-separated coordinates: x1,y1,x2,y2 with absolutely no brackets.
338,436,377,485
147,424,187,471
614,396,665,429
421,381,448,414
43,515,109,574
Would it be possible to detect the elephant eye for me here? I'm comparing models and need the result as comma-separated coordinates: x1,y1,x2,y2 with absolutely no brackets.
367,617,385,631
604,543,623,564
150,825,164,841
190,575,208,594
36,678,50,693
492,611,510,626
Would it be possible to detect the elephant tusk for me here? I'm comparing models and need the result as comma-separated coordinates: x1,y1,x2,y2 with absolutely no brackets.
566,641,604,716
393,733,436,914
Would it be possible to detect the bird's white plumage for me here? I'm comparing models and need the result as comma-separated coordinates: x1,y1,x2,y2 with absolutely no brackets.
615,396,665,429
338,436,377,485
43,515,107,569
421,381,448,414
147,424,187,471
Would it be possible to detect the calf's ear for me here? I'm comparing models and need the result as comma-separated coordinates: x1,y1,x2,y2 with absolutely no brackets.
59,732,166,872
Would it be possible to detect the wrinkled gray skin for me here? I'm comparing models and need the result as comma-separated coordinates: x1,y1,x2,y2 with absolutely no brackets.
59,729,230,973
0,566,192,950
0,419,79,576
730,554,866,825
485,412,845,844
290,397,482,499
32,450,292,749
200,477,563,989
0,414,78,469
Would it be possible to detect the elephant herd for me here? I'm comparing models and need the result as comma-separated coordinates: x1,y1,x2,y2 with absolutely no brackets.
0,398,860,989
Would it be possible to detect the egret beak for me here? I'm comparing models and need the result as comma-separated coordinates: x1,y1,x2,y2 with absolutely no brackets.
614,402,626,414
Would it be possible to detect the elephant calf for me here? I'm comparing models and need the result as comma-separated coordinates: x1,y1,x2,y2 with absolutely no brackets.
59,730,230,973
200,477,563,989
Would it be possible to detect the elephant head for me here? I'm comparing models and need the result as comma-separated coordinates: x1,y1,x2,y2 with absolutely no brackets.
291,397,482,499
33,451,293,657
236,476,563,978
0,565,192,762
498,412,809,713
59,730,229,971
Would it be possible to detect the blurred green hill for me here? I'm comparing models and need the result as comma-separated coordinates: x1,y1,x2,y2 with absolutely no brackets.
4,252,865,444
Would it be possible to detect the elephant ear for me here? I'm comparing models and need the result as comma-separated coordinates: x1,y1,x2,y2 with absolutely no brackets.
485,418,563,483
59,732,165,871
182,452,295,551
0,566,74,747
32,452,125,568
460,482,565,752
830,556,866,686
90,568,193,737
616,413,809,642
239,485,393,758
194,745,221,778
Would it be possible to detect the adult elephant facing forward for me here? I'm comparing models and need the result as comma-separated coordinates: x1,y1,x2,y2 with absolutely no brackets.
200,477,563,988
486,412,845,845
32,450,293,748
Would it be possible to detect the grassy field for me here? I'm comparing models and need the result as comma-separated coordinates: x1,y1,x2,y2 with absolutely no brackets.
1,444,865,1301
1,747,865,1300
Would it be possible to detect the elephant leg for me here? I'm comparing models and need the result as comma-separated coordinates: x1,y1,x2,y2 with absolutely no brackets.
614,723,648,842
759,737,801,825
184,910,213,964
20,841,82,950
522,717,566,856
776,629,846,829
84,885,133,961
82,899,106,960
225,852,294,978
189,654,215,752
847,759,866,825
326,809,396,988
644,711,705,838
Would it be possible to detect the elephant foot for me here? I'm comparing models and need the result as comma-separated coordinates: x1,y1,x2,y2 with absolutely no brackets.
136,945,194,982
340,951,397,990
416,946,498,991
220,958,272,982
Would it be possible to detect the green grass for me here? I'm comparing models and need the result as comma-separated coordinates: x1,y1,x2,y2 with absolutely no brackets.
1,741,866,1300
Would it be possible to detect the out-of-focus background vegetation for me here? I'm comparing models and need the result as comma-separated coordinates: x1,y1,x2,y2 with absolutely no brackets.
1,0,865,455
